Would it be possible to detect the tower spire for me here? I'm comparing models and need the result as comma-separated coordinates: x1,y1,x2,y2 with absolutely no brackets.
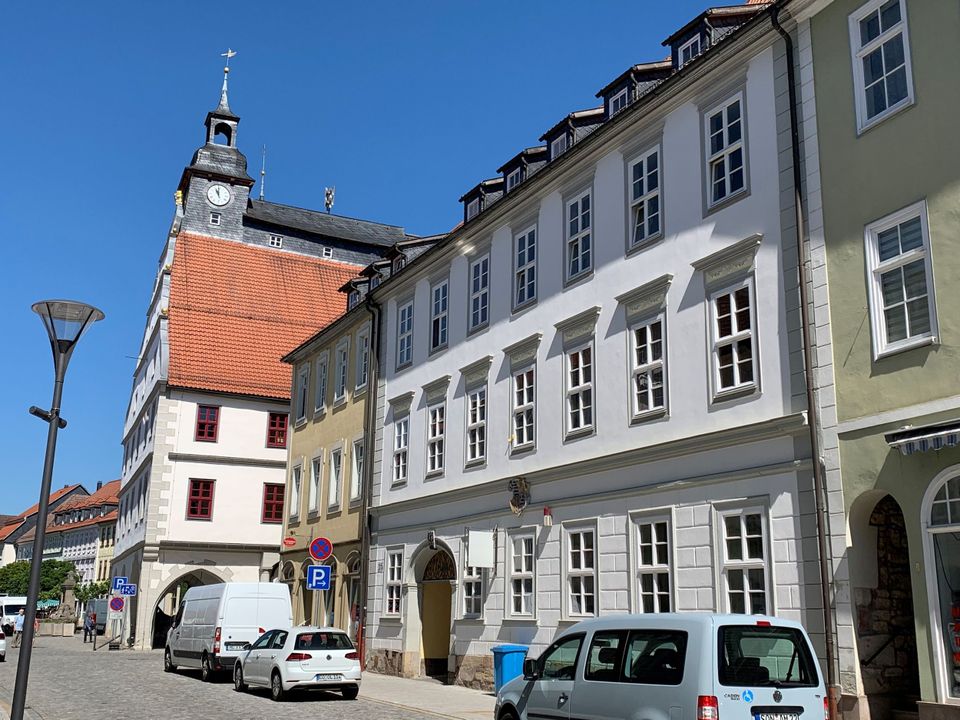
218,48,237,113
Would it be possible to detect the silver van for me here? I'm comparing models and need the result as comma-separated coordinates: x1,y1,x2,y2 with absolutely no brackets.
495,613,826,720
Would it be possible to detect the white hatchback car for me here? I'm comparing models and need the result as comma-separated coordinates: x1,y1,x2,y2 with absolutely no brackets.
233,626,361,702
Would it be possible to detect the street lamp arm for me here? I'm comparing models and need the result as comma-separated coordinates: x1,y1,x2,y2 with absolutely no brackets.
28,406,67,428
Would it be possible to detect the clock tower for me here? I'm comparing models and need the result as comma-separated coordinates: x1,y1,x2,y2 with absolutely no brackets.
176,56,255,241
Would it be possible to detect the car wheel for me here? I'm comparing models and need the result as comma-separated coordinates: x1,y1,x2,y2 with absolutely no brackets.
163,648,176,673
270,671,286,701
233,663,246,692
0,654,5,663
341,685,359,700
200,653,213,682
498,707,520,720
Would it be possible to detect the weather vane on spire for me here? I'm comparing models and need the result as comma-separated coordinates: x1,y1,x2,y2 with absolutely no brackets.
218,48,237,111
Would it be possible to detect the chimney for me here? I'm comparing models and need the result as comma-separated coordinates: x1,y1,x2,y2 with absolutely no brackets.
96,481,103,490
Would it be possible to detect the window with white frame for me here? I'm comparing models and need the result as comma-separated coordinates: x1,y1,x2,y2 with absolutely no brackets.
289,465,302,519
322,247,333,258
551,134,569,159
509,533,535,617
295,365,309,422
314,354,328,413
469,256,489,331
328,448,342,509
466,198,480,220
566,527,596,616
566,191,592,280
393,256,406,273
356,329,369,390
635,517,671,612
309,455,322,513
430,281,449,351
865,203,936,356
609,87,629,116
347,290,360,310
466,386,487,464
506,168,522,192
269,234,283,248
631,317,666,417
514,226,537,308
350,439,363,502
393,417,408,484
679,35,702,66
712,282,756,394
566,344,594,435
397,300,414,368
629,146,662,248
209,212,221,226
721,509,769,614
512,366,536,450
463,560,483,617
385,550,403,615
334,340,349,402
849,0,912,131
705,94,746,207
426,402,445,474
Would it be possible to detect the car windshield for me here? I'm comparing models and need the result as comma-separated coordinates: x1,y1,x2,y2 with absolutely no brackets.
295,631,353,651
3,605,24,615
718,625,819,688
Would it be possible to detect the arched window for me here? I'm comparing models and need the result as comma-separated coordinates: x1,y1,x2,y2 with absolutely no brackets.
925,473,960,699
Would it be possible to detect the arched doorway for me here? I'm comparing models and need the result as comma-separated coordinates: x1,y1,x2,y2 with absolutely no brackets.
850,493,920,717
299,560,314,626
418,549,455,681
151,568,224,649
344,553,362,643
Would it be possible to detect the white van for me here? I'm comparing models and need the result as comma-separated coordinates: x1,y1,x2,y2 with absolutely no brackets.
0,597,27,635
496,613,826,720
163,582,292,682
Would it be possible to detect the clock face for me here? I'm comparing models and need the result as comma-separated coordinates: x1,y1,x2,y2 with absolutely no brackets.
206,184,231,207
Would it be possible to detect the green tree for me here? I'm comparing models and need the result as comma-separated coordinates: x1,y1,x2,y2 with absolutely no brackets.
0,561,30,595
0,560,77,602
75,580,110,604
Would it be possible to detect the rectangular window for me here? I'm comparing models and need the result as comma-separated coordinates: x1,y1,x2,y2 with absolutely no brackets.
466,386,487,464
351,439,364,502
514,226,537,308
712,282,756,394
629,146,662,248
393,256,406,273
721,509,769,614
679,35,702,66
426,402,445,475
566,190,592,280
266,412,288,448
718,625,817,687
705,94,746,207
195,405,220,442
386,550,403,615
314,354,328,413
466,198,480,220
397,301,414,368
334,341,349,402
269,234,283,248
609,87,629,116
430,281,449,351
635,517,671,612
328,448,342,509
347,290,360,310
849,0,913,132
469,256,489,331
186,479,214,520
631,318,666,417
567,527,597,617
393,417,409,484
261,483,285,523
551,134,569,159
295,365,309,422
463,561,483,617
512,367,535,450
356,330,369,390
566,344,594,435
309,455,322,513
209,212,221,226
509,533,535,617
506,168,522,191
865,202,936,356
289,465,302,519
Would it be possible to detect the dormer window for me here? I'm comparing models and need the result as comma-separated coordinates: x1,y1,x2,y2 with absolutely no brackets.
348,290,361,310
393,256,406,273
609,88,629,116
679,35,702,67
506,168,522,192
370,274,381,289
466,198,480,220
269,234,283,248
551,134,569,160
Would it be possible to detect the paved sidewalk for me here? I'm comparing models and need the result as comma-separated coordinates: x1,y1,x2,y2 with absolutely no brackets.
361,672,496,720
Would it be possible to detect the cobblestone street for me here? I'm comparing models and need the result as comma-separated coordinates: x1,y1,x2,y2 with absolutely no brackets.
0,636,462,720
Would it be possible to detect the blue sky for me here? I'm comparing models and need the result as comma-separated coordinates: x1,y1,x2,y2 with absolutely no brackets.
0,1,712,513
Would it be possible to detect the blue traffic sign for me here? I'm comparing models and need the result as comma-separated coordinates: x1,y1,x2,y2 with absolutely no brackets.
119,583,138,596
306,565,331,591
112,576,128,592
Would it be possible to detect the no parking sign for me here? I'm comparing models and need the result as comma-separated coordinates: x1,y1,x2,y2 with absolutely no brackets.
309,536,333,562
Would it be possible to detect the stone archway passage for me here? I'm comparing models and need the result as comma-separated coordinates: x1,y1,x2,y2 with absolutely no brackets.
420,550,455,681
151,569,224,649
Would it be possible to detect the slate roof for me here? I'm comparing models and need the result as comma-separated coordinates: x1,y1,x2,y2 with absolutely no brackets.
167,232,363,399
595,60,673,99
539,107,605,142
17,484,86,519
662,1,770,46
246,200,409,248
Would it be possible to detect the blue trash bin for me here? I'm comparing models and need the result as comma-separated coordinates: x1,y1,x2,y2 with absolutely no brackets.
492,644,529,693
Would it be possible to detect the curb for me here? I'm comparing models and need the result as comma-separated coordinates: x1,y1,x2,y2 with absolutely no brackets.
361,694,465,720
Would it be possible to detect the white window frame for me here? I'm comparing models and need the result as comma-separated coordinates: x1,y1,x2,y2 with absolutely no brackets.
710,279,758,397
269,234,283,248
630,315,667,419
628,145,662,249
609,87,629,116
355,327,370,391
511,365,536,451
295,365,309,423
563,523,598,619
328,446,343,510
289,464,302,520
385,548,403,616
322,246,333,258
566,190,593,281
565,342,594,437
350,438,363,503
514,225,537,309
426,401,446,476
308,452,323,514
704,93,747,208
507,530,536,618
718,506,771,615
864,200,937,359
551,134,569,159
314,353,328,414
430,280,449,352
469,255,490,332
396,300,414,369
506,168,522,192
466,197,480,220
848,0,914,133
334,338,350,404
462,557,484,619
678,34,702,67
465,385,487,465
631,513,673,613
392,416,409,485
209,212,221,226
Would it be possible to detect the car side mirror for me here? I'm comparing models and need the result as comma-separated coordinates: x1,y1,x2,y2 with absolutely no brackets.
523,657,540,681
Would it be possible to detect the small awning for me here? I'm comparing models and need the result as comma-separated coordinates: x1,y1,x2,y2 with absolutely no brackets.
885,420,960,456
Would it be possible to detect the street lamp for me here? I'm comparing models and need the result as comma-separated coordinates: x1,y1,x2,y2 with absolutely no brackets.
11,300,104,720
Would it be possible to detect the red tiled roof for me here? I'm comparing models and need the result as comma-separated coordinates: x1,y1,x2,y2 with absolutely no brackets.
0,519,24,543
18,509,118,544
55,480,120,511
167,233,362,399
17,484,85,519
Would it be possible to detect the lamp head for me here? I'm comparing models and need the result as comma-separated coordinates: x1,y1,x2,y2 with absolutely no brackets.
31,300,105,358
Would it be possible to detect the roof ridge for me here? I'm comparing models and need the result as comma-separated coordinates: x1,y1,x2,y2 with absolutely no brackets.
251,198,407,231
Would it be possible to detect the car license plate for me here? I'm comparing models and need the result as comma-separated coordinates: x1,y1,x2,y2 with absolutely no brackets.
225,642,247,651
315,673,342,681
757,714,799,720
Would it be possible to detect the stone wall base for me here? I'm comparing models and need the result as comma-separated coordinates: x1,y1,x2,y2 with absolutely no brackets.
918,702,960,720
453,653,494,691
366,648,421,679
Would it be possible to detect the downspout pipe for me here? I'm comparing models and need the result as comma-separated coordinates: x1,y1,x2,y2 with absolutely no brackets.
770,6,839,717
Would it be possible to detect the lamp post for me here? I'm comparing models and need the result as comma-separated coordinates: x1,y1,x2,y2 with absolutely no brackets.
11,300,103,720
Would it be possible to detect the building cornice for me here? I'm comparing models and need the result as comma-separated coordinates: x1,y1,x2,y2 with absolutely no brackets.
166,452,287,469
